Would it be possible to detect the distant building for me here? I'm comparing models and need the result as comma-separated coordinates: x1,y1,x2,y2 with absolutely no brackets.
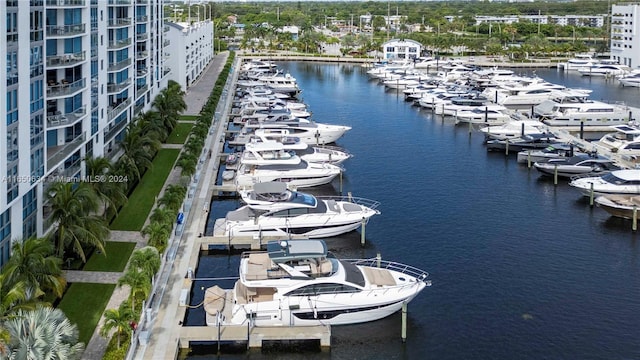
611,4,640,68
382,39,422,60
280,26,299,41
164,21,214,90
466,14,605,28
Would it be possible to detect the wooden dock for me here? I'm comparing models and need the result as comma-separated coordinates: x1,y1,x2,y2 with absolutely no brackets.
179,325,331,349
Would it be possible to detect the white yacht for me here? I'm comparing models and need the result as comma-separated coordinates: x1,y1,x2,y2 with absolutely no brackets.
533,155,620,178
204,239,430,327
240,59,278,72
594,125,640,157
563,54,599,71
214,182,379,239
578,62,630,77
454,107,512,126
244,133,352,165
479,120,550,140
482,78,591,107
618,71,640,87
233,117,351,146
516,144,582,164
534,96,631,127
569,169,640,196
257,72,301,96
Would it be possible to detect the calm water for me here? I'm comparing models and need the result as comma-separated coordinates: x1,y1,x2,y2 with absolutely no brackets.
185,65,640,359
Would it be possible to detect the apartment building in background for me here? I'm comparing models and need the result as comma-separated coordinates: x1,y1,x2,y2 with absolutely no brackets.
0,0,170,267
611,4,640,68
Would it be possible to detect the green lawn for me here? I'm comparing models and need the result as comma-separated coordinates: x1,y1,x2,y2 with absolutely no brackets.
110,149,180,231
166,122,193,144
83,241,136,272
58,283,116,345
179,115,198,122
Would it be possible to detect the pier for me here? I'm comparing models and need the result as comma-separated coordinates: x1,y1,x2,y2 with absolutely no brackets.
178,325,331,349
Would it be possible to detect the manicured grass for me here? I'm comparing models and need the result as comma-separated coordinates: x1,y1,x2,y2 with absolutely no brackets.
110,149,180,231
83,241,136,272
179,115,198,121
58,283,116,345
166,122,193,144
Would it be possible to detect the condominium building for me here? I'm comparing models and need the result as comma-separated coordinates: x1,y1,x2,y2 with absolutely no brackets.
164,20,213,90
0,0,170,267
611,4,640,68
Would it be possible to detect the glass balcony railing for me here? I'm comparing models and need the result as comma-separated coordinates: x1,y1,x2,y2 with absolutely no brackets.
107,18,132,28
108,0,132,4
47,78,86,98
136,51,149,59
134,103,144,115
136,15,148,23
107,97,132,121
46,131,86,171
46,106,87,128
108,38,132,50
104,119,129,141
107,58,132,72
107,80,131,94
46,51,86,67
45,0,86,6
46,23,85,37
136,33,149,41
136,84,148,96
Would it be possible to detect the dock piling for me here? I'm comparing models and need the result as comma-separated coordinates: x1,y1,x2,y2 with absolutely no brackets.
401,301,408,343
360,217,366,247
505,138,509,156
527,150,532,168
633,206,638,232
554,164,558,185
589,183,594,207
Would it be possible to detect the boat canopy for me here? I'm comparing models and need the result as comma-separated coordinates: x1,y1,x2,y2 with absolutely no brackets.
267,239,327,263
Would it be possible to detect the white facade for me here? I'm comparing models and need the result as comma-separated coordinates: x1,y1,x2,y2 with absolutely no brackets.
382,39,422,60
164,20,213,90
611,4,640,68
0,0,169,268
470,14,605,28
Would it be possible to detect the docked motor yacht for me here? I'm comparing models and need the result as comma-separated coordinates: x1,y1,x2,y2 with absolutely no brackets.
533,96,631,127
479,120,550,141
618,71,640,87
244,132,352,165
595,194,640,219
232,117,351,146
569,169,640,197
485,133,561,152
204,239,430,327
594,125,640,157
453,107,512,126
516,143,582,164
533,154,620,178
563,54,599,71
214,182,380,238
482,78,591,107
233,141,343,188
257,72,301,96
578,62,630,77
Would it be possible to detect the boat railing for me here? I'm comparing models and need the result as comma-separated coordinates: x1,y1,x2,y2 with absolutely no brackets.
316,195,381,211
344,258,429,283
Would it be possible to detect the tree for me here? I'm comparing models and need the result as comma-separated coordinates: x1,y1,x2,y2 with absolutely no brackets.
4,306,84,360
177,152,197,178
1,237,66,299
152,81,186,134
141,221,171,250
100,303,134,349
84,156,127,219
116,123,160,184
118,269,152,311
46,182,109,262
128,247,161,280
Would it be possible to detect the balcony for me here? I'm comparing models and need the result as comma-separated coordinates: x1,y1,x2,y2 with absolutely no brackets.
136,0,148,4
107,18,132,28
136,15,148,23
47,106,87,128
134,103,144,115
136,33,149,42
108,38,132,50
46,51,86,67
136,68,147,77
136,51,149,59
46,24,85,37
163,39,170,47
107,79,131,94
47,78,86,98
104,119,129,142
136,84,148,97
108,0,132,4
107,98,132,121
45,0,86,6
46,131,86,171
107,58,132,72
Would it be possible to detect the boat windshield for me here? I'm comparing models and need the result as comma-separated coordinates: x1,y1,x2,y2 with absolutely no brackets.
289,192,317,207
601,172,626,185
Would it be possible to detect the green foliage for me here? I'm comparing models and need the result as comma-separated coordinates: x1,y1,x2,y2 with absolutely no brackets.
58,283,116,345
83,242,136,272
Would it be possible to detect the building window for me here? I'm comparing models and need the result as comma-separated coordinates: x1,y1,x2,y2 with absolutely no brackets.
23,188,38,239
0,209,11,269
6,165,18,203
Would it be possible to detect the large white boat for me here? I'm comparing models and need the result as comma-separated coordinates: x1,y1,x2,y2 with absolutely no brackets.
482,78,591,107
595,194,640,219
453,107,513,126
479,120,550,141
204,239,430,327
618,71,640,87
516,144,583,164
214,182,380,239
533,154,620,178
257,72,301,96
578,62,630,77
563,54,599,71
232,117,351,146
569,169,640,196
534,96,631,127
242,131,352,165
594,124,640,157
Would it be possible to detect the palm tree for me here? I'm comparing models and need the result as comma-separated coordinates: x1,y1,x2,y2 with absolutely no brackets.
159,185,186,211
149,206,176,225
177,152,197,178
84,156,127,219
116,123,160,184
152,83,186,134
141,221,171,250
100,303,134,349
137,110,167,142
4,306,84,360
1,237,66,299
46,181,109,262
128,246,161,279
118,268,151,311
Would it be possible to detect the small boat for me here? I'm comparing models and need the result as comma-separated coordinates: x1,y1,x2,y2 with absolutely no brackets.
485,133,560,153
533,154,620,178
578,62,630,77
595,194,640,219
594,125,640,157
221,170,235,181
569,169,640,197
516,143,582,164
225,154,238,165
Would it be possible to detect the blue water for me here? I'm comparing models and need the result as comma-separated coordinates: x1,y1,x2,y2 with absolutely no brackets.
186,64,640,359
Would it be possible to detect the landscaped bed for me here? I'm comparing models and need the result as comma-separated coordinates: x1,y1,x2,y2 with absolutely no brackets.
83,241,136,272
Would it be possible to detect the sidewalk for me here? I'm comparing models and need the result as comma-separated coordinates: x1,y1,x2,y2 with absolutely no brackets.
77,52,230,360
